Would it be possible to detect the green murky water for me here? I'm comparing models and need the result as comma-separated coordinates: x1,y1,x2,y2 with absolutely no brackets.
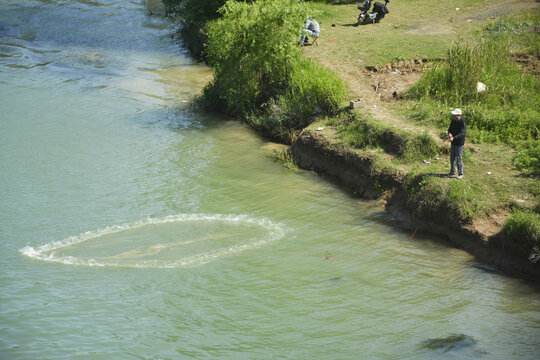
1,1,539,358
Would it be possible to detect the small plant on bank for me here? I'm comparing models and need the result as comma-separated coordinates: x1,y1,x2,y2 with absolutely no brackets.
267,149,298,171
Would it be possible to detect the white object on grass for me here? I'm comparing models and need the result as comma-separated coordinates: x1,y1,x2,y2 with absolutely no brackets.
477,82,486,92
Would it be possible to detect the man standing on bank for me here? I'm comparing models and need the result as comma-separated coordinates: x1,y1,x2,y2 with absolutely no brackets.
447,108,466,179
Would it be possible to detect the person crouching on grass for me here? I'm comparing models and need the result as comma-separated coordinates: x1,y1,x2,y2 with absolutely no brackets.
447,108,466,179
300,17,319,46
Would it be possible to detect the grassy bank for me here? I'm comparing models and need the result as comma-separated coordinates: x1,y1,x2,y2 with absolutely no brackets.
307,0,540,264
165,0,540,271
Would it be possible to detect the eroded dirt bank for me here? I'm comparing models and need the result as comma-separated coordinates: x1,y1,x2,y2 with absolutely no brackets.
292,128,540,281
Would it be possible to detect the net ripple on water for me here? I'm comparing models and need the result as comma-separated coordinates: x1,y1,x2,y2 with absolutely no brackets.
20,214,287,268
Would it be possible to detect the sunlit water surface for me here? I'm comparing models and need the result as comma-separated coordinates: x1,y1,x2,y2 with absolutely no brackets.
1,1,539,358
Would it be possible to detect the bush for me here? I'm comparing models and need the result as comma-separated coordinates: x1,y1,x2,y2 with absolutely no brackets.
504,209,540,261
163,0,230,59
202,0,346,141
246,61,346,141
513,140,540,175
204,0,307,114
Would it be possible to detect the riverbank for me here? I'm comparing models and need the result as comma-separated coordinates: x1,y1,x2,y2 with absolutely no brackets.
165,0,540,280
292,123,540,280
286,0,540,279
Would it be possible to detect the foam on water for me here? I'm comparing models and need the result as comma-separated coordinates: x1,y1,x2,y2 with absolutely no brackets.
20,214,286,268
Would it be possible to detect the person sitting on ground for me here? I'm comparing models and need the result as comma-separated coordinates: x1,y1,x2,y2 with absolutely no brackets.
300,17,319,45
447,108,466,180
358,0,371,14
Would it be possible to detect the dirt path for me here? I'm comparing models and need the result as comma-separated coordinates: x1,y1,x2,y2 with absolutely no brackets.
314,53,446,144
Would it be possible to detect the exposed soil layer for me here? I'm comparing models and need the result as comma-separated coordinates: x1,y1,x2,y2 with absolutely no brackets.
363,58,439,101
291,128,540,281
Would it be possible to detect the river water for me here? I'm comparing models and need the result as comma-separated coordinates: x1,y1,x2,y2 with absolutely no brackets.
1,0,539,358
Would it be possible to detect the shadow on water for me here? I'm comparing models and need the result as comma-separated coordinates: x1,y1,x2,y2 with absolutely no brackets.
129,103,235,134
419,334,489,357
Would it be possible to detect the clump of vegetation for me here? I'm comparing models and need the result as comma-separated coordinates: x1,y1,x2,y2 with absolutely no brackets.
163,0,229,60
483,13,540,54
503,209,540,262
512,140,540,176
200,0,346,142
334,112,440,161
404,169,478,222
267,149,298,171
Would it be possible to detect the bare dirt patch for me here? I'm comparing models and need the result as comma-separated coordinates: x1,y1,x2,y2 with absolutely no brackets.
316,56,445,140
405,24,454,36
468,208,508,240
512,53,540,78
363,58,437,101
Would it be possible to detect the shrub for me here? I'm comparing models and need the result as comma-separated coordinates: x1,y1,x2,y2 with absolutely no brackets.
204,0,307,114
504,209,540,261
202,0,346,141
402,133,440,161
163,0,230,59
513,140,540,175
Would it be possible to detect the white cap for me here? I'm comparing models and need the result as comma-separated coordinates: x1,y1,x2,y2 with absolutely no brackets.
451,108,462,116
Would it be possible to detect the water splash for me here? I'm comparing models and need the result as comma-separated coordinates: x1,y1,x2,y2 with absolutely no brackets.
20,214,286,268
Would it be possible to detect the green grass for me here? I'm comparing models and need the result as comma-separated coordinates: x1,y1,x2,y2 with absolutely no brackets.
406,37,540,145
331,111,440,161
503,209,540,260
482,12,540,54
304,0,492,68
